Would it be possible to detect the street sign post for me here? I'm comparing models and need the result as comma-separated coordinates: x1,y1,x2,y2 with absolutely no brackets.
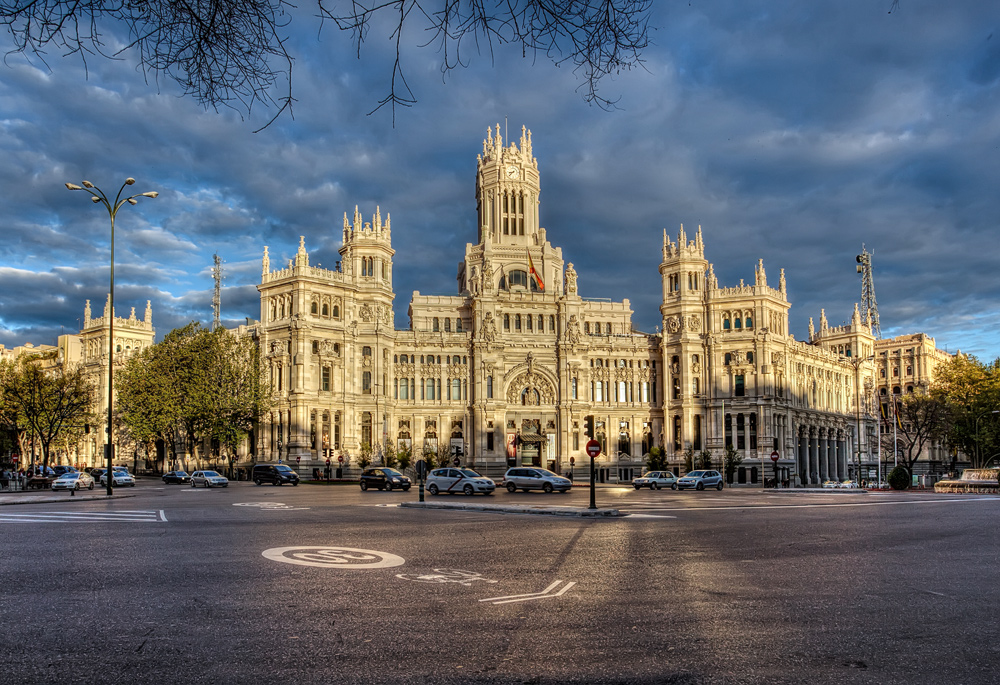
586,439,601,509
770,451,780,488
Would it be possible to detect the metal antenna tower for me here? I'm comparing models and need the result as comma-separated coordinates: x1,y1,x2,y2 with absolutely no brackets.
855,245,881,339
212,253,223,331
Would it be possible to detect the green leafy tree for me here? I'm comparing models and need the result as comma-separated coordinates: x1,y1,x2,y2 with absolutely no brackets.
698,449,714,470
357,443,373,470
383,442,398,470
723,444,742,483
396,442,412,472
683,446,694,473
888,465,910,490
644,445,666,472
0,356,94,470
931,355,1000,467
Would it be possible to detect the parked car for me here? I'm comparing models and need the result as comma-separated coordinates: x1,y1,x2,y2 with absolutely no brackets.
502,467,572,493
191,471,229,488
359,468,411,492
100,470,136,487
426,468,495,496
676,470,724,491
162,470,191,485
51,471,95,491
633,471,678,490
252,463,300,486
51,465,78,477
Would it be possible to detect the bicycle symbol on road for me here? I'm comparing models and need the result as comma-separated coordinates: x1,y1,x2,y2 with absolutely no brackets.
396,569,498,586
262,546,405,569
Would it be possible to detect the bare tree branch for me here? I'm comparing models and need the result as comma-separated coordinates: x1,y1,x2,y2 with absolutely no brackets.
1,0,651,127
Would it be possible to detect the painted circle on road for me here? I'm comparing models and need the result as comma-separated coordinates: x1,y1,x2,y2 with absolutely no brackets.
262,546,405,569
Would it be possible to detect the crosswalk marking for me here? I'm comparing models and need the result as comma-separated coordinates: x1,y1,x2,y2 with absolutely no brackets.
0,510,167,523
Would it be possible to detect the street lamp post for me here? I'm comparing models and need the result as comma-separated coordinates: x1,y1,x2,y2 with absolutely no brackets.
66,178,158,496
974,410,1000,469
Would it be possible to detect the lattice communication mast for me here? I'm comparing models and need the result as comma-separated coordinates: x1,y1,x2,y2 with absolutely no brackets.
856,245,881,339
212,253,223,332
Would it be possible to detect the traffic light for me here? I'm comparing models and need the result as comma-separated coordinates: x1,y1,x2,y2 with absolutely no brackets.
584,415,595,439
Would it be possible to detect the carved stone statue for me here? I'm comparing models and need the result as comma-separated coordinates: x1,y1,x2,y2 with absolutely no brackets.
565,263,578,296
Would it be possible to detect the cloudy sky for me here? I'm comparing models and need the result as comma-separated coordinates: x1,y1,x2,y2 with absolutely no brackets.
1,0,998,360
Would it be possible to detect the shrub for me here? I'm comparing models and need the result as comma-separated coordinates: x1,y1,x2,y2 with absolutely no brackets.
888,465,910,490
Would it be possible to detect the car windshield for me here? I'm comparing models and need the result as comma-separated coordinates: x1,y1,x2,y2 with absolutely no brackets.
459,469,482,478
203,471,221,477
382,468,403,476
61,473,79,479
535,469,558,477
275,465,294,472
175,471,188,477
685,471,705,477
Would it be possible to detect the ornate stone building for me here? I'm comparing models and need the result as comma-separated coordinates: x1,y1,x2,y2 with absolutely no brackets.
255,124,895,484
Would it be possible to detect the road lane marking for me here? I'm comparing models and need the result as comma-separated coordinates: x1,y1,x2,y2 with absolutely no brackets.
0,510,166,523
396,569,498,585
479,580,576,605
234,502,310,510
262,546,405,569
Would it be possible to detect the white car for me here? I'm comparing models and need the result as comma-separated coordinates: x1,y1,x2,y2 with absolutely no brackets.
51,471,95,491
191,470,229,488
633,471,678,490
100,470,136,487
426,468,495,496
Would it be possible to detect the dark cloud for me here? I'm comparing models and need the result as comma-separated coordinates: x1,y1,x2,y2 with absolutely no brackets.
1,0,999,360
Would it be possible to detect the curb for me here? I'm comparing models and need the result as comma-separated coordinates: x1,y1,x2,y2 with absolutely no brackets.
769,488,868,495
399,501,625,517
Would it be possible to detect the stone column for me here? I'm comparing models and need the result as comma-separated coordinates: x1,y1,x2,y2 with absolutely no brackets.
837,432,847,482
797,426,808,485
809,427,819,485
313,410,322,456
818,428,829,482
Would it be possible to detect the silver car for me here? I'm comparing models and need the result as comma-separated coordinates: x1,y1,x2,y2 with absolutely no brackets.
191,470,229,488
51,471,95,491
426,468,495,496
502,467,572,493
676,470,724,491
633,471,678,490
100,470,136,487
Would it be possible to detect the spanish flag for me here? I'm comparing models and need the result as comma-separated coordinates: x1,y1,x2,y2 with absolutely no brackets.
527,249,544,291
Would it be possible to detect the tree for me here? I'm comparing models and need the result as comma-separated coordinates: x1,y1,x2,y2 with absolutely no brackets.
396,442,412,472
357,442,373,470
682,446,694,473
383,442,399,469
644,445,665,472
0,356,94,469
723,444,742,484
697,449,713,470
930,355,1000,468
0,0,651,128
880,391,950,475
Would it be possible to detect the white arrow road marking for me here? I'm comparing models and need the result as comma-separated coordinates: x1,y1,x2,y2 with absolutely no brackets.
479,580,576,605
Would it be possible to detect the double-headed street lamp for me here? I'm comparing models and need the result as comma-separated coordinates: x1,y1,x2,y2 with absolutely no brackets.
66,178,158,495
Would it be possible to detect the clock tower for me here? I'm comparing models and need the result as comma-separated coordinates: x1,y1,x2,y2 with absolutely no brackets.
475,124,541,247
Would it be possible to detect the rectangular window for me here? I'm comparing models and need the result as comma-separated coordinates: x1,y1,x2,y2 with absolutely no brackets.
749,412,758,450
618,381,626,403
737,413,746,449
322,366,330,392
487,431,494,451
362,371,372,394
595,381,604,402
735,375,745,397
486,376,493,399
571,377,578,400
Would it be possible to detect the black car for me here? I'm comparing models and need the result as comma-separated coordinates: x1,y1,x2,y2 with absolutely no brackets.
360,467,411,492
162,470,191,484
252,463,300,486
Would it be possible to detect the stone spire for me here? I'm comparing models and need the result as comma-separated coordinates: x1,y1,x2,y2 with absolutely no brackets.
262,246,270,278
295,236,309,267
84,299,92,326
779,268,787,296
144,300,152,324
755,259,767,287
820,308,828,331
852,302,862,326
808,317,815,339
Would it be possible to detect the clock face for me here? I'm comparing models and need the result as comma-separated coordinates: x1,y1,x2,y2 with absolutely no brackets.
505,165,519,179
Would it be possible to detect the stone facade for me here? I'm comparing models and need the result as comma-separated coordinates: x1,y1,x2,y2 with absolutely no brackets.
253,124,903,485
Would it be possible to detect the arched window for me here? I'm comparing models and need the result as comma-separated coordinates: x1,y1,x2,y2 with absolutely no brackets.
322,303,329,317
451,378,461,400
515,315,522,331
456,318,463,332
723,316,731,330
332,304,340,318
606,323,612,335
503,314,510,330
745,316,753,329
433,317,440,332
734,317,742,330
444,318,451,332
526,315,533,331
311,301,318,314
549,315,555,331
537,315,544,331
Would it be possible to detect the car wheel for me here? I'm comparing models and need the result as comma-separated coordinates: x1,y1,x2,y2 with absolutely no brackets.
360,481,368,491
292,481,298,486
671,483,677,490
191,482,196,488
88,482,94,490
696,482,704,491
428,484,439,495
506,482,517,493
275,479,282,486
543,483,554,493
74,482,80,491
384,484,392,492
633,484,641,490
717,482,724,491
463,484,475,496
254,479,262,486
653,483,660,490
403,486,411,491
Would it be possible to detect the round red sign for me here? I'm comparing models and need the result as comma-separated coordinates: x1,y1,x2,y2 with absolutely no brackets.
338,455,344,463
585,439,601,458
770,451,780,462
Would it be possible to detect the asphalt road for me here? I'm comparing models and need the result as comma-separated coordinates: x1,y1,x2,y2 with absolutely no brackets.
2,480,998,684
